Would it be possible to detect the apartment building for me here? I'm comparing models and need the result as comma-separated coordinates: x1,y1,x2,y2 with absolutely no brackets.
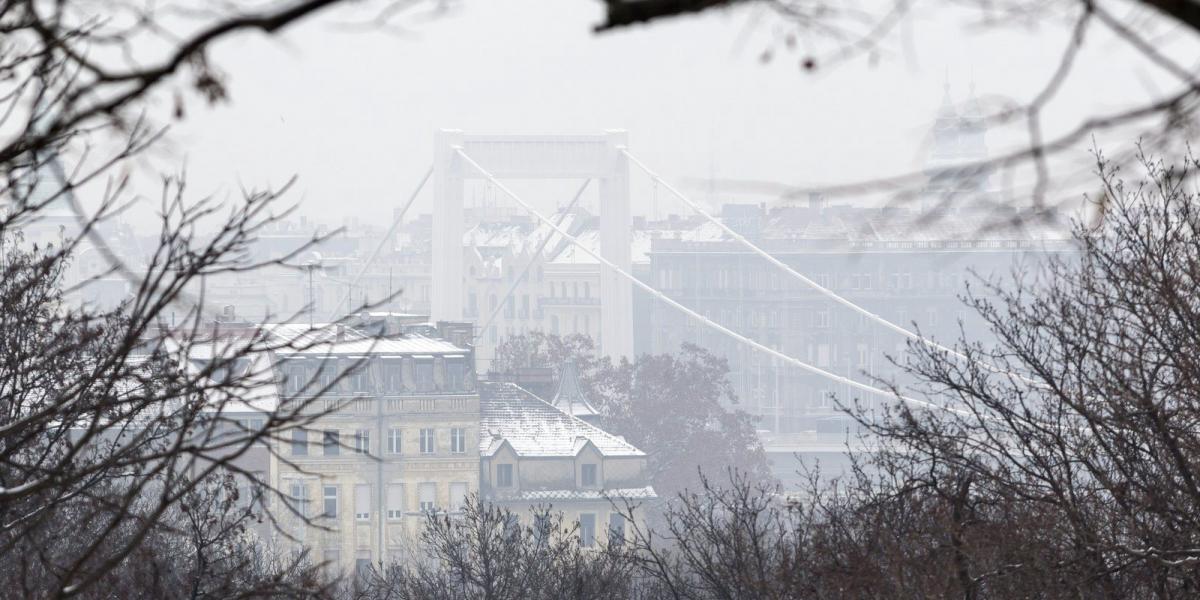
269,323,479,572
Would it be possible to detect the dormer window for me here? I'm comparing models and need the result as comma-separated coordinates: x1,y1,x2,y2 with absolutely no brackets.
497,464,514,488
414,358,435,392
581,463,597,487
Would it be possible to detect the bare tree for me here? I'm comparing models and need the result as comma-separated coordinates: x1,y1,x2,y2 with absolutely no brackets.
0,1,432,596
360,497,633,600
828,148,1200,597
597,0,1200,226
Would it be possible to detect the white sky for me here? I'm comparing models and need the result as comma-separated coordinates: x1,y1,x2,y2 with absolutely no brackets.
122,0,1190,229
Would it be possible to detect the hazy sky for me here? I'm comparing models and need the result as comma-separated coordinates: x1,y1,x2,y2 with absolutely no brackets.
133,0,1185,229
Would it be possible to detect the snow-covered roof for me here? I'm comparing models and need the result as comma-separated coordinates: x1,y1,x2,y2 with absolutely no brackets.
479,382,645,458
275,335,468,357
495,486,657,502
265,323,468,357
548,229,600,265
179,342,279,413
463,211,586,259
651,205,1073,252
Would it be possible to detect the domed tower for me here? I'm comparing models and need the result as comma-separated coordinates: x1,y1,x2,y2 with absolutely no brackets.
923,77,993,205
957,82,989,162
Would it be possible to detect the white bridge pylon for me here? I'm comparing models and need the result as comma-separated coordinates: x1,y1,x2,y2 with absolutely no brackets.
431,130,633,361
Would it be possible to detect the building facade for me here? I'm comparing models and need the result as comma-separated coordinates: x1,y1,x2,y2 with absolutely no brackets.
269,324,480,573
646,201,1072,434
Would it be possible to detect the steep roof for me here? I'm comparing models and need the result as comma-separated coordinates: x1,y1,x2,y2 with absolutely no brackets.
479,382,645,458
550,360,599,420
265,323,468,357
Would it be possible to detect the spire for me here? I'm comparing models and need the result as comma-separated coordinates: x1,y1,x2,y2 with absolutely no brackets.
551,360,600,423
931,70,960,162
937,67,957,121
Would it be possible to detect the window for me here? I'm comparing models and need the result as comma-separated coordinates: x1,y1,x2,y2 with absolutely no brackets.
388,428,402,455
446,358,468,392
581,464,597,487
285,365,305,394
349,367,367,392
579,513,596,548
317,363,334,388
355,557,373,580
419,483,437,512
582,282,590,298
450,482,468,512
414,359,434,392
323,485,338,518
383,361,402,392
419,428,436,454
288,481,309,516
816,310,831,329
386,484,405,519
354,429,370,455
323,430,340,456
496,464,513,488
355,484,370,521
450,428,466,454
504,299,514,319
292,429,308,456
608,513,626,547
520,295,529,318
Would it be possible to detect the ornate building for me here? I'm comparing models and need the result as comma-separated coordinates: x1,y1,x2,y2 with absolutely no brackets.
269,322,480,573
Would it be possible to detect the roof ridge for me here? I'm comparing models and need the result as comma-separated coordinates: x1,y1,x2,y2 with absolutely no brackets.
481,381,645,456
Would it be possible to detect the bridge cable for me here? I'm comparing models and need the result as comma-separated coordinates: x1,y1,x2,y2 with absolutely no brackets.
620,149,1042,388
454,147,967,414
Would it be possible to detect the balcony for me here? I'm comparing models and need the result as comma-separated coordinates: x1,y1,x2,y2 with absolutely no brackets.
294,393,478,416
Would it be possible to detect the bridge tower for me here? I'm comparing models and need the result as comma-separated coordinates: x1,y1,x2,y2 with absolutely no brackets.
431,130,633,361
